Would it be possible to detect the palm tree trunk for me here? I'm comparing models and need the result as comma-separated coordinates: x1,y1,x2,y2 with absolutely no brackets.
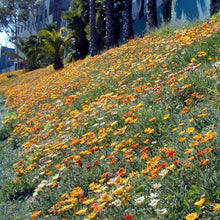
147,0,158,31
89,0,98,56
210,0,220,16
139,0,145,19
162,0,172,23
106,0,115,49
54,56,64,70
123,0,133,42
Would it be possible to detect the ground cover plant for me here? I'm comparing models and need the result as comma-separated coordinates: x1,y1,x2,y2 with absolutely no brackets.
0,14,220,220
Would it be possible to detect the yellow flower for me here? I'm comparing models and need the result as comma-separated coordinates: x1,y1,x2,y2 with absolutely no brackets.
185,149,194,154
167,164,175,170
144,127,154,134
97,193,113,202
163,114,170,120
185,212,199,220
83,198,95,205
87,211,98,219
186,127,195,133
194,198,205,207
75,208,87,215
213,203,220,211
112,187,124,195
125,184,132,191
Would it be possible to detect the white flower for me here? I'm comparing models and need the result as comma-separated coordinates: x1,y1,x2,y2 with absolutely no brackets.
149,193,158,199
149,199,160,208
52,173,60,180
32,190,38,197
38,180,47,188
152,183,162,190
134,196,145,204
155,208,168,215
159,169,169,177
110,199,122,206
214,62,220,68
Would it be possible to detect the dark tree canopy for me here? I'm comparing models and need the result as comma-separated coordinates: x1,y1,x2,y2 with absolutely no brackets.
210,0,220,16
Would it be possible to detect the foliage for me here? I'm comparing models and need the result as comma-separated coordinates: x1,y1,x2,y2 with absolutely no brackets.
5,35,44,72
0,14,220,219
38,27,76,70
65,0,125,58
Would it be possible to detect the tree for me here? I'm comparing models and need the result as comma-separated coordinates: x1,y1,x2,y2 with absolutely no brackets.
106,0,115,49
123,0,133,42
0,0,41,35
5,35,43,71
89,0,98,56
38,27,76,70
210,0,220,16
146,0,158,31
64,0,89,60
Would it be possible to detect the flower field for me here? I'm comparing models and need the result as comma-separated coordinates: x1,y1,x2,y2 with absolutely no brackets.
0,15,220,220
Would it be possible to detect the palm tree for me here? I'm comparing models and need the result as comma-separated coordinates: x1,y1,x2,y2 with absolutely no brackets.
38,27,75,70
89,0,98,56
106,0,115,49
210,0,220,16
5,35,43,71
123,0,133,42
147,0,158,31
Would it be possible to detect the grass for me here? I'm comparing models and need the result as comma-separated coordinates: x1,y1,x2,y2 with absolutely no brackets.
0,13,220,220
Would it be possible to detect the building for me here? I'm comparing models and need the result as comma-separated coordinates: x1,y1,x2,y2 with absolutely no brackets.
17,0,72,38
0,46,15,74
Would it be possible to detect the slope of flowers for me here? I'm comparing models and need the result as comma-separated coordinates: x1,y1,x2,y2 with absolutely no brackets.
0,17,220,219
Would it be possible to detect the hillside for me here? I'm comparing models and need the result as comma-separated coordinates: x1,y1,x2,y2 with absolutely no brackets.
0,15,220,220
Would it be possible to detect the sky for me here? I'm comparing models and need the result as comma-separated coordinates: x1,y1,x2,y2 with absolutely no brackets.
0,32,14,48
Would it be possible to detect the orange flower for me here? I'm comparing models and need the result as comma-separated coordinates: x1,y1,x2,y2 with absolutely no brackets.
149,117,156,122
143,139,149,144
182,107,189,114
183,162,191,167
200,159,209,165
178,137,186,142
30,210,42,219
189,141,199,147
166,149,176,158
193,133,203,140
